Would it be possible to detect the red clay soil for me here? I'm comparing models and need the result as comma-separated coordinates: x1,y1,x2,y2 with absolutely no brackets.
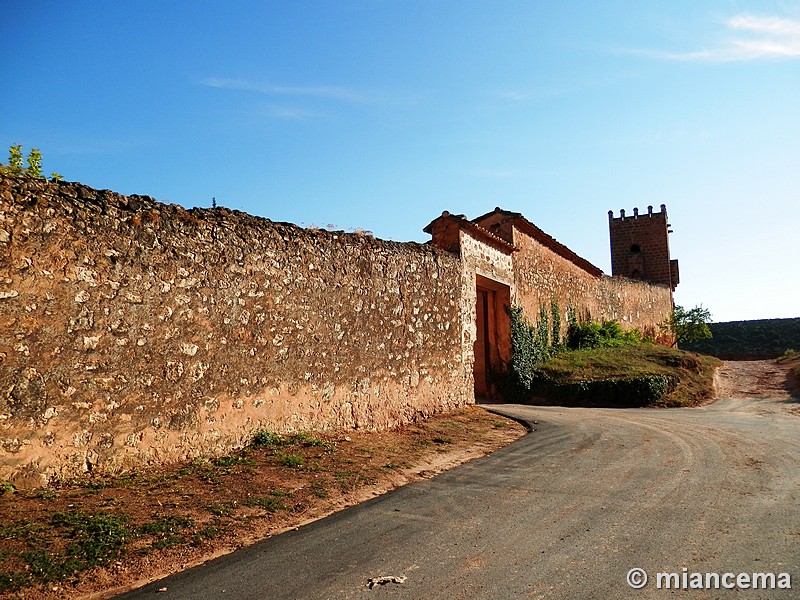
0,406,525,599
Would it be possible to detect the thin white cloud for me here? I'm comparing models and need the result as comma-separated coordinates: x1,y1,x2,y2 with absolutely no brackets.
264,105,325,120
631,14,800,62
728,14,800,37
200,77,376,103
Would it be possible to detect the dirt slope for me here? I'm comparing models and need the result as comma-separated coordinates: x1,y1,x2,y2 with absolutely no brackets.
715,359,796,400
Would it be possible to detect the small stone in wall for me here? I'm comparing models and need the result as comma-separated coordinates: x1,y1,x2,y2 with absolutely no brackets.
41,407,58,423
180,342,199,356
188,362,208,382
75,266,98,286
83,335,101,350
165,361,184,381
72,430,92,448
88,412,108,424
124,433,143,448
1,438,23,453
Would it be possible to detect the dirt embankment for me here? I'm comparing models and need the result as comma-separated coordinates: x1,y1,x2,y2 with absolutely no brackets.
714,359,798,400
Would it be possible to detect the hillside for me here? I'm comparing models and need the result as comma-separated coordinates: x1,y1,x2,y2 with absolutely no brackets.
681,318,800,359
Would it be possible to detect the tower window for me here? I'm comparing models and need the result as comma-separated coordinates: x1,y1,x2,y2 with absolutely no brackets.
630,244,641,253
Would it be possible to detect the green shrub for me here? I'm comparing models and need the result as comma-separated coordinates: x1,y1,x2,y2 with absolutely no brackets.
1,145,57,180
510,305,550,390
250,429,284,448
531,374,675,407
505,303,648,400
567,319,642,350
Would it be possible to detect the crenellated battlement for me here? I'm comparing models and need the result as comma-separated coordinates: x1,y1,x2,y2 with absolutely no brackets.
608,204,667,221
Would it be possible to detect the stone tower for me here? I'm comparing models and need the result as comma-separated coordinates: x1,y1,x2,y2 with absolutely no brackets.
608,204,679,291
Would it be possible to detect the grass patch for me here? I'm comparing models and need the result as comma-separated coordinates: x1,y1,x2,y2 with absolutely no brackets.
138,515,194,551
213,454,255,468
29,488,59,501
279,454,305,469
190,525,222,545
310,480,329,498
0,511,132,591
250,430,334,452
138,515,194,537
50,511,130,567
205,502,237,517
288,433,334,450
527,344,721,407
245,497,287,512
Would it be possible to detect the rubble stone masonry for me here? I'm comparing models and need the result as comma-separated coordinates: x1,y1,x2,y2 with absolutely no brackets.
512,227,673,337
0,175,469,486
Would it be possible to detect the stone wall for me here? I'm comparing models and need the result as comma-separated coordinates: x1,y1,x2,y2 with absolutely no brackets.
0,175,678,487
0,175,470,487
511,222,673,338
457,228,515,365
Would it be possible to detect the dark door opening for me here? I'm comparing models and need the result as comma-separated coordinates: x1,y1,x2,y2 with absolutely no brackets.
473,275,511,402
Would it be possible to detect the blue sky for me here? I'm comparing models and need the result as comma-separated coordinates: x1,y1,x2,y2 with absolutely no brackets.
2,1,798,322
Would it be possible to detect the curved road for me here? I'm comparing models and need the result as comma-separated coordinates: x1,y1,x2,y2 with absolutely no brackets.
119,372,799,599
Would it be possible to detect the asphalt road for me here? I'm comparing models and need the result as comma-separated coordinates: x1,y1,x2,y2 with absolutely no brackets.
118,394,799,599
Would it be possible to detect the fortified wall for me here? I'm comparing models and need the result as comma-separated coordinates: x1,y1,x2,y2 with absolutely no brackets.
424,209,675,398
0,175,675,486
0,175,470,486
472,208,674,337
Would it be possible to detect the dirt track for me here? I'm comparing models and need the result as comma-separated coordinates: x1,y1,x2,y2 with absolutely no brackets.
716,359,796,399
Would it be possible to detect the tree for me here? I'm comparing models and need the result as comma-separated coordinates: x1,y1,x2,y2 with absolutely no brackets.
661,305,712,347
